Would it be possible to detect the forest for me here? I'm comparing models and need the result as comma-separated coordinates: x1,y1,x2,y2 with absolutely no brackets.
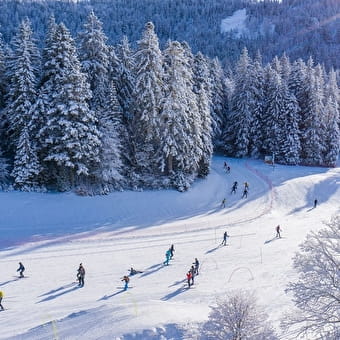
0,4,339,194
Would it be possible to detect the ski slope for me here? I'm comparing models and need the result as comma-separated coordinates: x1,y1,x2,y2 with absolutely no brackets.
0,156,339,339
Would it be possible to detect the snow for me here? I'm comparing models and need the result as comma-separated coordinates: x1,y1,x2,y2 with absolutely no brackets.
0,156,339,339
221,9,248,37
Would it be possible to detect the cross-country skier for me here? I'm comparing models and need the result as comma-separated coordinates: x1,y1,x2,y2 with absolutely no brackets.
193,258,199,275
231,181,238,194
221,198,226,208
0,291,4,310
122,275,130,291
226,166,231,173
314,199,318,208
77,263,85,287
163,249,171,266
275,225,282,238
221,231,229,246
17,262,25,278
128,267,143,276
169,244,175,259
242,188,248,198
186,271,192,288
244,182,249,190
190,265,195,285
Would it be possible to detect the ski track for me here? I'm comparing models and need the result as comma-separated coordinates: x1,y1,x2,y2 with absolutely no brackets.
1,157,337,340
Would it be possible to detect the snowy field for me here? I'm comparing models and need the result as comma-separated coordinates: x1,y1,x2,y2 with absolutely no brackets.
0,156,339,339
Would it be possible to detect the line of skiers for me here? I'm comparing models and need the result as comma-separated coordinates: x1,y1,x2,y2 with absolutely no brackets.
186,258,199,288
231,181,249,196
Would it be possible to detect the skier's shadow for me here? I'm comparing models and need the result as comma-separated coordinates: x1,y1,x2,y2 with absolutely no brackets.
98,290,125,300
205,245,221,254
161,286,187,301
140,263,164,278
168,279,186,287
37,285,79,303
0,278,19,287
264,237,284,244
38,283,75,297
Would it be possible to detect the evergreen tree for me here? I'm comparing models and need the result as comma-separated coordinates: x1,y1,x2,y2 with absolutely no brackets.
301,61,325,165
78,10,110,110
249,52,266,158
11,125,41,191
0,30,6,109
278,81,301,165
96,82,124,192
38,23,101,190
209,57,226,147
224,48,254,157
262,66,285,158
197,82,213,177
4,18,40,156
133,22,164,174
159,40,199,176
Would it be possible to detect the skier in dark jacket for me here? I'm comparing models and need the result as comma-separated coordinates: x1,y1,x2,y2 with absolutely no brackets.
231,181,238,194
275,225,282,238
77,263,85,287
17,262,25,278
190,265,195,285
242,188,248,198
169,244,175,259
193,258,199,275
314,199,318,208
221,231,229,246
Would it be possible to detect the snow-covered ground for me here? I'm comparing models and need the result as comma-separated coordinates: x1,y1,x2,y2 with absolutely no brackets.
0,156,339,339
221,9,248,37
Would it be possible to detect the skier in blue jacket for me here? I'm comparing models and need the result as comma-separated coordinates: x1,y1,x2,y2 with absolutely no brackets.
163,249,171,266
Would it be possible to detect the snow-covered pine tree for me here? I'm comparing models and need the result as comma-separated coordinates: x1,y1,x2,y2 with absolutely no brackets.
114,36,138,178
0,30,6,109
280,53,291,82
115,35,136,123
96,82,124,193
11,125,41,191
208,57,226,148
0,146,10,190
300,60,325,165
4,18,40,157
158,40,201,190
249,52,266,158
278,80,301,165
39,23,101,190
262,66,285,158
323,69,340,167
196,82,213,177
133,22,164,175
223,48,254,157
78,10,110,110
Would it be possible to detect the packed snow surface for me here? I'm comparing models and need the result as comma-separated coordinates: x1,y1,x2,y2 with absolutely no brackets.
0,156,339,339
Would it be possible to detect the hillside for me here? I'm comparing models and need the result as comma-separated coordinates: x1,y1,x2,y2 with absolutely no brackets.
0,156,339,339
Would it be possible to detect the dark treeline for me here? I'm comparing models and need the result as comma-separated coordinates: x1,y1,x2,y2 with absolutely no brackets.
0,0,339,69
0,13,339,194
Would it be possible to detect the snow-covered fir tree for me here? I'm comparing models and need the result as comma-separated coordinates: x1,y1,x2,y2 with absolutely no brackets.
223,48,254,157
11,125,41,191
323,69,340,167
262,66,285,158
208,57,226,148
77,10,110,110
0,146,10,189
4,18,40,156
96,82,124,193
196,82,213,177
38,23,101,190
248,52,266,158
0,30,6,109
300,60,325,165
133,22,164,175
158,41,196,175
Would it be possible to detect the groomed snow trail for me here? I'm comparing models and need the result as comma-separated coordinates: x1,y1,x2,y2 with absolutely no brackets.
0,156,339,340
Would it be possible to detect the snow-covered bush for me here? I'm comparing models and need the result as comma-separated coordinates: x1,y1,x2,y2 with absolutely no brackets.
201,290,278,340
282,216,340,339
